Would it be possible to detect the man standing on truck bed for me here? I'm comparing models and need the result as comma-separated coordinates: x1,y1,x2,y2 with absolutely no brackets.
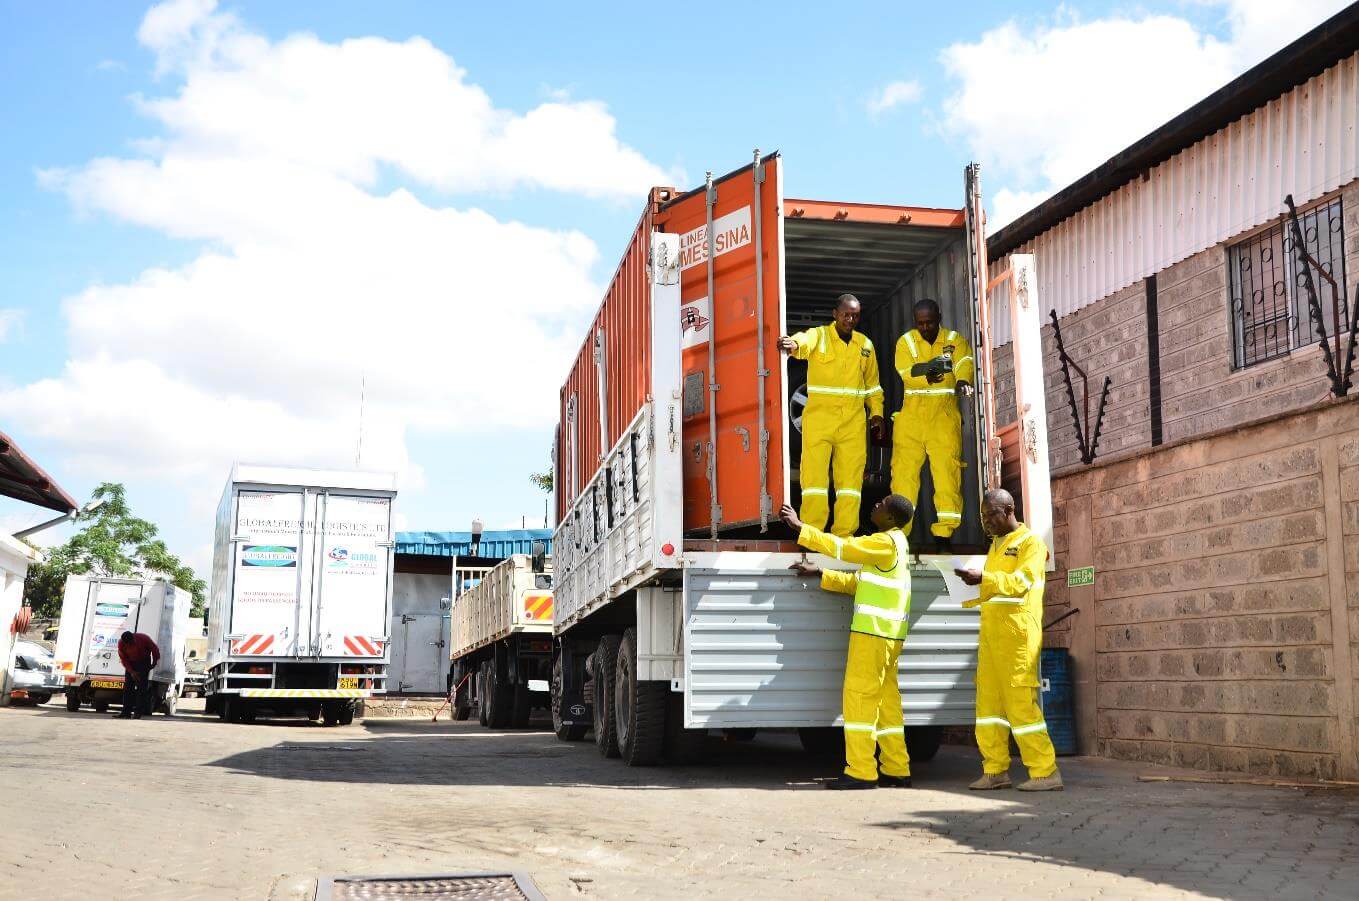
955,489,1063,791
781,495,913,790
893,298,974,549
779,294,886,537
115,630,160,719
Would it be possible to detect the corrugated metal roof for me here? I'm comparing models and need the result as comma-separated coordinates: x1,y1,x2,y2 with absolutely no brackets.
395,529,552,558
990,49,1359,346
0,429,77,513
989,4,1359,260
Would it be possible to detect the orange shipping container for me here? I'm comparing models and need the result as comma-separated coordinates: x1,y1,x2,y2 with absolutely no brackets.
556,153,994,548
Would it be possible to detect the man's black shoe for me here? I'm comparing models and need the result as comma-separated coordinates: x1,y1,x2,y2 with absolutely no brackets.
824,775,877,790
879,774,913,788
131,712,143,719
113,713,132,719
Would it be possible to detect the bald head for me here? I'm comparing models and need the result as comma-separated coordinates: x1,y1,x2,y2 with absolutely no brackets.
982,488,1019,537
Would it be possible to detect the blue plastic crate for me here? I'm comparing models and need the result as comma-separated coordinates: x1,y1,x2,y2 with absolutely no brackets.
1040,647,1077,756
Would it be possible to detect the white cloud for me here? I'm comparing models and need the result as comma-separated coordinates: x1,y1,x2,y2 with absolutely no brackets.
940,0,1351,230
0,309,22,342
867,80,922,116
1,2,668,526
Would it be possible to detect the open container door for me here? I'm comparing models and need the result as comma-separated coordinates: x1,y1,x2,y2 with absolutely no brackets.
82,580,145,678
656,152,785,537
963,163,998,506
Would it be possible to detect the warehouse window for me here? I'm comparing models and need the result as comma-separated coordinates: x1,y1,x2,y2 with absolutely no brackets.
1229,196,1348,369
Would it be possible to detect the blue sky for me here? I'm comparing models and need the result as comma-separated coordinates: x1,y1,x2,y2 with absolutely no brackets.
0,0,1347,574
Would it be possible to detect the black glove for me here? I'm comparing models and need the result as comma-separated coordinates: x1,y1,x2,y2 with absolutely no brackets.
910,356,953,381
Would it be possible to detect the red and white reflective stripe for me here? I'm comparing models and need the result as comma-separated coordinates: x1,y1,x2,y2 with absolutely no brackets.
342,635,384,656
233,634,276,655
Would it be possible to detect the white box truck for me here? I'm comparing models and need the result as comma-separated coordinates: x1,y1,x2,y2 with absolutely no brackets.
53,575,192,715
204,464,397,726
448,551,554,729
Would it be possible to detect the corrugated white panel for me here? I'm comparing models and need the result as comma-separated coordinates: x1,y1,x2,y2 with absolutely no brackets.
991,51,1359,345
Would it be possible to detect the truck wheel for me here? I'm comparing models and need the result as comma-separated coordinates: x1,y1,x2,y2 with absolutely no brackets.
66,693,80,713
338,703,355,726
663,692,706,764
307,703,322,722
164,691,179,717
614,628,666,766
593,635,622,758
486,659,513,729
30,692,51,706
798,727,844,763
477,663,489,727
552,653,587,741
238,703,257,724
453,666,472,721
904,726,943,762
322,702,340,727
218,696,233,722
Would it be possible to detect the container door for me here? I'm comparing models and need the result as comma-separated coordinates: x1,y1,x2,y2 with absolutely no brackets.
83,581,144,678
962,163,997,495
657,153,786,535
231,490,307,657
314,493,393,659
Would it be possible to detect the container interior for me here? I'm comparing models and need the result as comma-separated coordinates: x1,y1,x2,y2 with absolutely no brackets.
780,213,987,552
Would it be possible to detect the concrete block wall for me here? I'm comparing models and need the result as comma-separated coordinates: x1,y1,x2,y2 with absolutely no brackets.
1052,398,1359,780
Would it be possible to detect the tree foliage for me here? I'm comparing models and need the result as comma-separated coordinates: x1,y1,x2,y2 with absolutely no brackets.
529,469,553,493
23,483,208,619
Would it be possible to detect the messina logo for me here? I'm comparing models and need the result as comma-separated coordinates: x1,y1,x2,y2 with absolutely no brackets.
680,305,710,335
242,545,298,568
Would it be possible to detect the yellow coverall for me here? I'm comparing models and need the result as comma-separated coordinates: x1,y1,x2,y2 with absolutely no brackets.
963,524,1058,779
892,328,975,538
798,523,911,783
789,324,883,537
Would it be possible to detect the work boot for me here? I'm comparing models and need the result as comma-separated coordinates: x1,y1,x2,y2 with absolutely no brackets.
1017,772,1064,792
968,773,1012,790
824,775,877,790
878,774,913,788
113,712,132,719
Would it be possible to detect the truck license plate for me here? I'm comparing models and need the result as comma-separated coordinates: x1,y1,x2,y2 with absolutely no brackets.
338,677,359,689
90,680,124,690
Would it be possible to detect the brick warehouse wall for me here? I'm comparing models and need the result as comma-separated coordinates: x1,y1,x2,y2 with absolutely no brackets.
1052,397,1359,779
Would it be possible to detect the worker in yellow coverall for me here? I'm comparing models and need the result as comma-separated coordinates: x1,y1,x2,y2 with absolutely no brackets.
781,494,915,790
956,488,1063,791
779,294,886,538
893,298,974,547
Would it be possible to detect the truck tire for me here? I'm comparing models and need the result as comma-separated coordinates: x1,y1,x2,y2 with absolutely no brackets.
614,628,665,766
164,691,179,716
904,725,942,762
662,692,706,764
66,693,80,713
511,681,532,729
552,653,587,741
477,662,489,727
593,635,622,758
338,703,355,726
485,658,513,729
218,696,233,722
322,702,340,727
798,727,844,763
452,664,473,721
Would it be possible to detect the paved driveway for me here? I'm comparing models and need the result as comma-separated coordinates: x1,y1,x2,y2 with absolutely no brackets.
1,703,1356,899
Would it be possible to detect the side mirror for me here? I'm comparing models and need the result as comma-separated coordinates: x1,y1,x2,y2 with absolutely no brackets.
531,541,547,574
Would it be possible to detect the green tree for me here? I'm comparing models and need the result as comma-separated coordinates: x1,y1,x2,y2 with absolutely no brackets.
529,469,553,493
23,482,208,618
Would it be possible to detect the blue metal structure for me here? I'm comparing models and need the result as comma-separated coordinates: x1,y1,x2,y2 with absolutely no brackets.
395,529,553,558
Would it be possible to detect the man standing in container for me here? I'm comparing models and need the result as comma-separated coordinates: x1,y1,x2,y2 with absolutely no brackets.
115,630,160,719
892,298,974,549
780,495,913,790
779,294,886,537
955,489,1063,791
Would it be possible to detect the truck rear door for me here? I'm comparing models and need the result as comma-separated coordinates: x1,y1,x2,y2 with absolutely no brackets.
313,493,393,659
83,581,144,678
655,153,786,535
230,489,307,657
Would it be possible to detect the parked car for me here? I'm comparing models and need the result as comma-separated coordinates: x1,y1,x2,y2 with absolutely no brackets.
10,639,64,705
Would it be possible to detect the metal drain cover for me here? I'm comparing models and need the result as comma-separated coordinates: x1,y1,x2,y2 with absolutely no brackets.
317,873,546,900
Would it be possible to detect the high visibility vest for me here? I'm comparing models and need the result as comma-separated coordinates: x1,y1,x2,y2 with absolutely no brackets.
850,529,911,641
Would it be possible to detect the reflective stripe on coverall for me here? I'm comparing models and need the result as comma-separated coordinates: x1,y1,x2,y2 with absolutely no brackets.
798,524,912,782
790,324,883,537
962,524,1058,778
892,328,974,537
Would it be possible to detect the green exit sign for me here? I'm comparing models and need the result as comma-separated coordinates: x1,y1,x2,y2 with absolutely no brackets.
1067,566,1095,587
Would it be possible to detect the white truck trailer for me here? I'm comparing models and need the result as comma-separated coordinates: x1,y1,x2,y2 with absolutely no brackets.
448,551,554,729
204,464,397,726
53,575,192,715
550,157,1054,766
